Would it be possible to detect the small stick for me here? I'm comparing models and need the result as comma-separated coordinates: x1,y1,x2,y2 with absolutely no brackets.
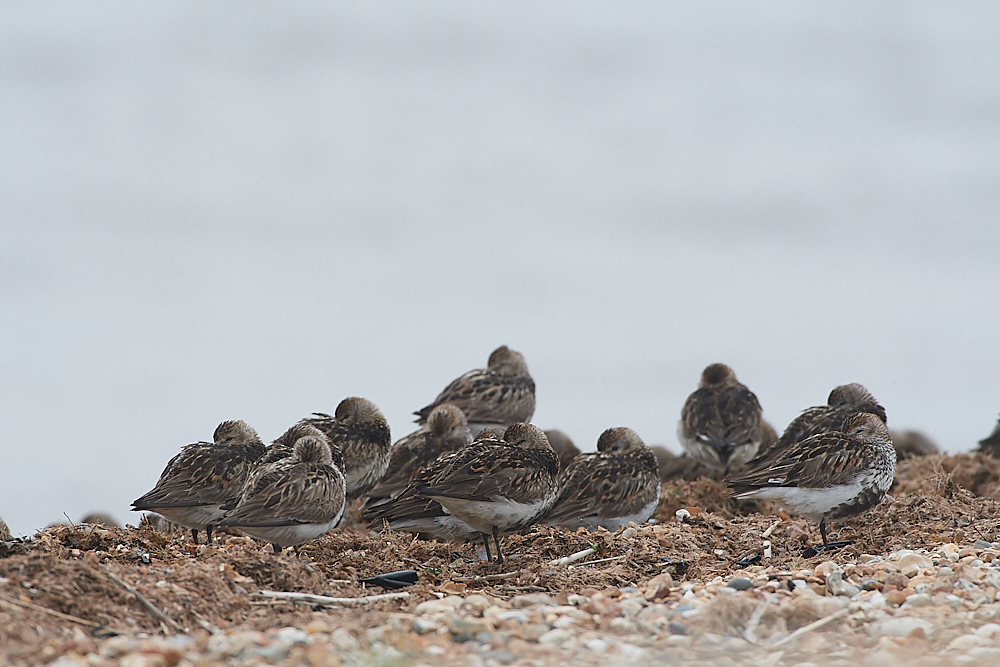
0,596,101,628
253,590,410,606
451,571,522,583
762,519,782,539
743,600,768,645
549,545,599,567
570,554,627,568
769,607,849,647
187,607,221,635
106,573,183,633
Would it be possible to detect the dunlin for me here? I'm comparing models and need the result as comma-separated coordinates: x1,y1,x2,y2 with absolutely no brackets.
80,513,118,527
416,423,558,564
131,420,265,543
365,447,481,543
366,403,472,503
678,363,763,474
415,346,535,435
215,435,346,553
295,397,392,501
543,427,660,530
756,383,886,463
890,429,939,459
977,416,1000,459
725,412,896,554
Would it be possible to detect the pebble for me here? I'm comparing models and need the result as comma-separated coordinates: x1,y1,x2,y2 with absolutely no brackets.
870,617,934,637
901,593,934,607
521,624,550,641
538,628,573,645
275,627,309,645
449,617,494,641
728,577,754,591
413,618,439,634
898,553,933,577
620,598,645,617
975,623,1000,637
416,597,464,614
947,634,993,651
58,540,1000,667
330,628,359,652
512,593,553,608
827,571,861,597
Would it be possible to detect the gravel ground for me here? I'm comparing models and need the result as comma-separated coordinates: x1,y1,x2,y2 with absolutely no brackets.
4,452,1000,666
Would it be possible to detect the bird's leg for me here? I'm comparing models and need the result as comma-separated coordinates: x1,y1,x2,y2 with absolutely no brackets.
493,526,504,567
272,543,282,554
482,534,493,562
803,518,853,557
191,529,199,544
206,526,214,544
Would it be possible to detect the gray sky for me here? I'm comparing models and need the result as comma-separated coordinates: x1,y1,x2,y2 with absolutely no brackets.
1,2,998,537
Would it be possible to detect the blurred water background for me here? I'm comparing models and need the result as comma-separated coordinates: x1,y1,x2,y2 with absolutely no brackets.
1,2,998,536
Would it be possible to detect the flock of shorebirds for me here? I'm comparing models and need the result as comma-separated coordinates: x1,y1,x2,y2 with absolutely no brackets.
120,345,956,563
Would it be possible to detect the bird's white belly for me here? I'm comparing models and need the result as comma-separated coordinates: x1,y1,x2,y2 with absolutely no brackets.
151,506,226,531
741,481,864,521
434,496,550,533
236,519,339,548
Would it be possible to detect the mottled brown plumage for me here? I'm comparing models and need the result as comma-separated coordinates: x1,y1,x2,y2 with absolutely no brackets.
544,429,581,472
291,397,392,501
414,346,535,435
755,383,886,463
416,423,559,563
678,363,763,474
0,516,9,541
131,420,265,543
365,447,480,542
544,427,660,530
367,403,472,503
365,428,509,542
239,423,336,502
726,412,896,549
216,435,347,552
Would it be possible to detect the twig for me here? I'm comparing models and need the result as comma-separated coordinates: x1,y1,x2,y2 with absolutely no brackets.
253,590,410,606
743,600,768,644
549,545,599,567
451,571,522,583
762,519,782,539
0,596,101,628
187,606,221,635
571,554,627,568
769,607,849,647
106,573,183,633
